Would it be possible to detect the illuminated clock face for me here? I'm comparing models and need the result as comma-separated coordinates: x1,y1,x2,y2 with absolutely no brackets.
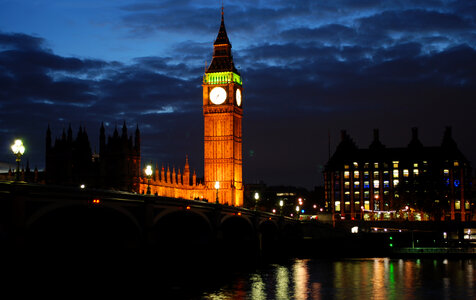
209,87,227,105
236,89,242,106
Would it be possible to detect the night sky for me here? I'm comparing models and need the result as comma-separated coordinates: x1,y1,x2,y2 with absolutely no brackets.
1,1,475,190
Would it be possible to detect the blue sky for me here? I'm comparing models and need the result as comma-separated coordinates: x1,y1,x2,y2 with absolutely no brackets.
1,0,475,189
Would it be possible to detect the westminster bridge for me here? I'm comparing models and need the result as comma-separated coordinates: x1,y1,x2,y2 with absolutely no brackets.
0,181,302,263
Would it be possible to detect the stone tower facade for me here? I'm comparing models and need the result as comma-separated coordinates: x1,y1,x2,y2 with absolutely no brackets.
202,10,243,206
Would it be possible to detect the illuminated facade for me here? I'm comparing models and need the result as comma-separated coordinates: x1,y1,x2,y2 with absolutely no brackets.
139,10,244,205
202,10,243,206
324,127,473,221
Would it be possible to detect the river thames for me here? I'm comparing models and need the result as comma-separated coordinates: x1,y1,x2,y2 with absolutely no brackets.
198,258,475,299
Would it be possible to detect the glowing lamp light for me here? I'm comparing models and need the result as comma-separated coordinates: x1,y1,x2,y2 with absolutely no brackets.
279,200,284,207
80,184,85,189
11,139,25,155
92,199,100,204
145,165,153,195
145,165,153,177
186,206,191,210
272,209,276,213
11,139,25,182
215,181,219,204
237,212,241,216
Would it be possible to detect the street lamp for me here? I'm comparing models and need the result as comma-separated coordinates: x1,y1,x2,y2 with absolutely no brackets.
11,139,25,182
215,181,220,204
254,192,259,210
296,205,300,219
279,199,284,216
145,165,153,195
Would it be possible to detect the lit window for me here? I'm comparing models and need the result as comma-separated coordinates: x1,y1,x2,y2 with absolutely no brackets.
465,201,470,210
455,200,461,210
413,169,419,176
403,169,409,177
364,171,370,179
364,191,370,199
393,179,399,186
354,181,360,188
393,170,399,178
454,161,459,167
413,163,418,168
364,181,370,189
354,191,360,199
344,165,349,169
344,181,350,189
392,161,399,168
383,181,389,188
373,180,380,188
373,171,379,179
374,162,379,169
354,171,360,179
364,200,370,210
364,163,369,169
443,169,449,176
345,201,351,211
344,171,350,179
335,201,341,212
353,162,358,168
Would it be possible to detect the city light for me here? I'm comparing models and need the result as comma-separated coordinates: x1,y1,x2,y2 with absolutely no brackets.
145,165,153,195
11,139,25,182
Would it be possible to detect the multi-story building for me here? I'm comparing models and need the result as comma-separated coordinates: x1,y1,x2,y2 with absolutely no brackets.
324,127,472,222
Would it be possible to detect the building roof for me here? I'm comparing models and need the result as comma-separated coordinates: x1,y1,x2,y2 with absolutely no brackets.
325,127,469,170
206,11,240,75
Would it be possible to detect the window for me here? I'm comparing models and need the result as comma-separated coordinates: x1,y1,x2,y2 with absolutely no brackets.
364,163,369,169
354,191,360,200
443,169,449,176
344,181,350,189
373,180,380,188
455,200,461,210
392,161,399,168
353,162,358,168
393,179,399,187
364,181,370,189
354,171,360,179
344,171,350,179
413,169,419,176
393,170,399,178
383,181,390,188
364,171,370,179
335,201,341,212
374,162,379,169
373,171,379,179
454,161,459,167
364,200,370,210
344,165,349,170
354,181,360,188
413,163,418,168
364,191,370,199
403,169,409,177
344,201,351,212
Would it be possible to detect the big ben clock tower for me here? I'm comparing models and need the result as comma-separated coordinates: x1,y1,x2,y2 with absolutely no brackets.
203,9,243,206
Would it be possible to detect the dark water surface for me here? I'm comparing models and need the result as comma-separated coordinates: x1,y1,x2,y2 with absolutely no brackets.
198,258,475,300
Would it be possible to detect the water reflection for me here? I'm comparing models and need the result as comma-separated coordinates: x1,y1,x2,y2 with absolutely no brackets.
202,258,475,299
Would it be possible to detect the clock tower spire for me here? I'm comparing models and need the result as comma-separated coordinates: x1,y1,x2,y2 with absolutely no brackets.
203,9,243,206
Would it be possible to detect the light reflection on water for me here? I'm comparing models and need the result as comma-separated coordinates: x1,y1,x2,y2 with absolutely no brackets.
201,258,475,299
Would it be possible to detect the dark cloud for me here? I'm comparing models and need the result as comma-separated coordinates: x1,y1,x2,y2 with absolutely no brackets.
1,1,476,189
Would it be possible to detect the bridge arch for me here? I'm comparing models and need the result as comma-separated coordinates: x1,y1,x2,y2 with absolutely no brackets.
25,202,142,249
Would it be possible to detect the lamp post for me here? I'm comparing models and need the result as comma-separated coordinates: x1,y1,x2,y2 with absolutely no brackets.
296,205,300,219
279,200,284,216
145,165,153,195
11,139,25,182
254,192,259,210
215,181,220,204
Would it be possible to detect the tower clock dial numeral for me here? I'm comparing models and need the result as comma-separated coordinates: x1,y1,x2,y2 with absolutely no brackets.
210,87,227,105
236,89,242,106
